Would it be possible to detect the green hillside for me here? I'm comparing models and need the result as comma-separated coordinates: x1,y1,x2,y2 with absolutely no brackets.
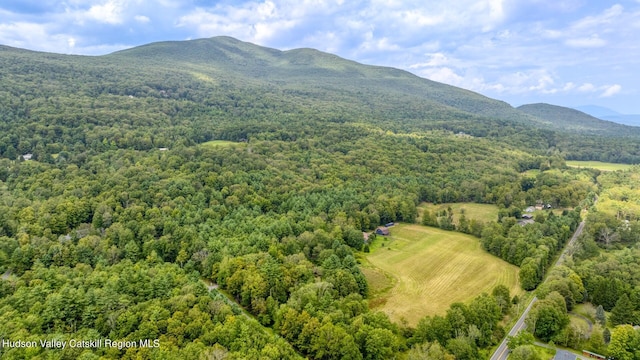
2,37,640,162
109,36,526,116
517,102,640,136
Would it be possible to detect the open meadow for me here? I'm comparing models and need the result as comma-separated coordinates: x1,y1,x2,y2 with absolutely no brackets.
200,140,243,148
417,202,500,224
566,160,635,171
362,223,521,326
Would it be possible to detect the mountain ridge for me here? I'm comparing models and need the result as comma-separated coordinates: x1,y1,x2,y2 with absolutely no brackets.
573,105,640,127
2,36,640,162
106,37,640,134
517,103,640,135
106,36,542,125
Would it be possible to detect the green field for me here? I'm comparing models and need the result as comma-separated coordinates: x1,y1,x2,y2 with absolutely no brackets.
573,303,596,323
566,160,635,171
200,140,242,147
362,224,521,326
418,202,500,224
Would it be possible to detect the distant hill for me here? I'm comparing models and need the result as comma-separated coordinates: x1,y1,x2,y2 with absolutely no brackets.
598,114,640,127
517,103,640,136
575,105,640,127
574,105,621,118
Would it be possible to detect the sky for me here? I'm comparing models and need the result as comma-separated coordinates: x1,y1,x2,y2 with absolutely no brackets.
1,0,640,114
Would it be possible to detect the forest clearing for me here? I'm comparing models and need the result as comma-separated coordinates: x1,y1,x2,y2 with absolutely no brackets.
362,223,521,326
565,160,635,171
417,202,500,225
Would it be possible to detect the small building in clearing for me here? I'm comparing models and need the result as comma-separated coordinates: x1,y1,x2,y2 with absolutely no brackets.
375,227,390,236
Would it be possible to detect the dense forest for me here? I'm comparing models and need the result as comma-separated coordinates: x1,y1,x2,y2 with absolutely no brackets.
563,168,640,359
497,167,640,360
1,37,640,359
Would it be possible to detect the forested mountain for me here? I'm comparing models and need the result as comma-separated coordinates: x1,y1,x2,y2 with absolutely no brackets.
575,105,640,127
0,37,637,359
2,36,640,163
517,103,640,136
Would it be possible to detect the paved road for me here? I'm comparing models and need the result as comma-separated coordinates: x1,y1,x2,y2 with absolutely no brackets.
555,221,585,266
491,213,590,360
490,296,538,360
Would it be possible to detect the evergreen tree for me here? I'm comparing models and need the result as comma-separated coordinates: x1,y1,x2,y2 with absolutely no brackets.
610,294,635,326
603,327,611,344
595,304,606,326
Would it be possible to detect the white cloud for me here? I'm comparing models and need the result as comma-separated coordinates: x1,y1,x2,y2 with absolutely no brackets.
177,2,307,44
578,83,596,92
397,10,444,27
409,53,450,68
134,15,150,23
528,73,555,92
495,69,554,94
84,0,126,25
572,4,624,31
600,84,621,98
0,22,73,52
253,19,297,42
574,83,621,98
565,34,606,48
358,36,400,53
419,67,466,87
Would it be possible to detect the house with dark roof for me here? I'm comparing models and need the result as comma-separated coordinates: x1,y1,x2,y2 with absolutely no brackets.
375,226,390,236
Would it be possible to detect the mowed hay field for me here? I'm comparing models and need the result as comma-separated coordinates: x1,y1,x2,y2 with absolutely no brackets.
566,160,635,171
363,223,521,326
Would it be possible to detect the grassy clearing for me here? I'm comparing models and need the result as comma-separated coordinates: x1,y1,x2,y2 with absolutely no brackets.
569,314,591,334
573,303,596,323
418,202,499,224
534,346,555,360
362,223,521,326
200,140,241,148
566,160,635,171
522,169,540,177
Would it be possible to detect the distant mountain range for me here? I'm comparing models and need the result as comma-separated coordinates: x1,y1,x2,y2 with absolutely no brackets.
575,105,640,127
517,103,640,136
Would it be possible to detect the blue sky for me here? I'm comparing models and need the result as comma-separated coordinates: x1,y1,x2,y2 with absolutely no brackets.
1,1,639,113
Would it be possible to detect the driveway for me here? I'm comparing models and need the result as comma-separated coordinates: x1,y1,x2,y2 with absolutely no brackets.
553,349,576,360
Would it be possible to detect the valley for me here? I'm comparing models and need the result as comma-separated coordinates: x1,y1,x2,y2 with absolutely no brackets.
0,37,639,359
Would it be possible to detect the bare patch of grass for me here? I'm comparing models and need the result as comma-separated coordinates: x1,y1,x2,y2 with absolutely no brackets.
566,161,634,172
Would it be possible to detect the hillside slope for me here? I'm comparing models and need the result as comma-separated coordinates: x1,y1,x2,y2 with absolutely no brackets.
518,103,640,136
1,37,640,162
109,37,532,122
